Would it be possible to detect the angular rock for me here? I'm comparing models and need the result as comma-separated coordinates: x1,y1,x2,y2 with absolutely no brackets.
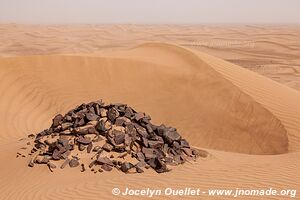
86,113,99,121
60,158,70,169
35,155,51,164
52,114,63,127
120,162,134,173
107,107,119,122
114,132,125,145
97,156,114,166
78,143,86,151
81,164,86,172
148,140,164,149
61,122,73,130
77,136,91,145
142,147,157,159
52,149,61,160
99,108,107,117
87,143,93,153
93,146,102,152
47,162,56,169
101,164,113,171
102,143,113,152
124,107,135,118
136,167,144,173
163,130,181,143
134,112,145,121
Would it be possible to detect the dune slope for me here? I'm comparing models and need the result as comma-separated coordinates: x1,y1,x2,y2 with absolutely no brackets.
0,43,299,200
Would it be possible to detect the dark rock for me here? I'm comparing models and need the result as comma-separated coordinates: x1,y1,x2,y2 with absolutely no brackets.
136,167,144,173
136,152,145,161
115,117,130,126
102,143,113,152
81,164,86,172
69,158,80,168
87,143,93,153
147,158,169,173
28,160,34,167
47,162,56,169
52,114,63,127
94,104,101,115
114,132,125,145
60,159,70,169
35,155,51,164
135,161,147,168
78,143,86,151
148,140,164,149
135,124,148,138
97,156,114,166
28,134,35,139
65,115,72,121
61,150,71,159
58,138,69,147
134,112,144,121
124,107,135,118
142,137,149,147
180,139,190,148
89,160,97,168
86,113,99,121
120,162,134,173
77,136,91,145
107,107,119,122
163,130,181,143
182,148,193,156
74,118,85,127
142,147,157,159
118,152,128,159
93,146,102,152
146,124,153,133
101,164,113,171
193,149,208,158
61,122,73,130
88,127,98,135
52,149,61,160
95,120,108,132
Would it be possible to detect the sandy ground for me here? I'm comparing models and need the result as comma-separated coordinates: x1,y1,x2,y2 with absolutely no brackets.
0,25,299,200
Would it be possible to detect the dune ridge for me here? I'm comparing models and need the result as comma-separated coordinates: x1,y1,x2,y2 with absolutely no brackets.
0,42,299,200
1,24,299,91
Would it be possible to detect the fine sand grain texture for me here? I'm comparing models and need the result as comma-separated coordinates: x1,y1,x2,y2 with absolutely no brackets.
0,27,300,200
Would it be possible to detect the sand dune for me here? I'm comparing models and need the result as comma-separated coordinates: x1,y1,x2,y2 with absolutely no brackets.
0,24,300,91
0,42,299,199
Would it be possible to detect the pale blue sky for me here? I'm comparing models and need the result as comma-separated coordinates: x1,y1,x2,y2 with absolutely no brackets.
0,0,299,24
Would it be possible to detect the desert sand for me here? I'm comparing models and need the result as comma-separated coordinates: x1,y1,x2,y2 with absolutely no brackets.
0,25,299,199
0,24,299,90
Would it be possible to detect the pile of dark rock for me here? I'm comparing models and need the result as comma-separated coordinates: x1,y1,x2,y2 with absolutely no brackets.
23,100,203,174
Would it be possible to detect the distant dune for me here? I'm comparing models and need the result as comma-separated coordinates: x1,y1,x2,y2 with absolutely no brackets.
0,41,299,199
0,24,299,90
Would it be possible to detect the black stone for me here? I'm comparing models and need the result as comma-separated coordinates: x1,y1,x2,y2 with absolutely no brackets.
107,107,119,122
69,158,80,168
120,162,134,173
52,114,63,127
